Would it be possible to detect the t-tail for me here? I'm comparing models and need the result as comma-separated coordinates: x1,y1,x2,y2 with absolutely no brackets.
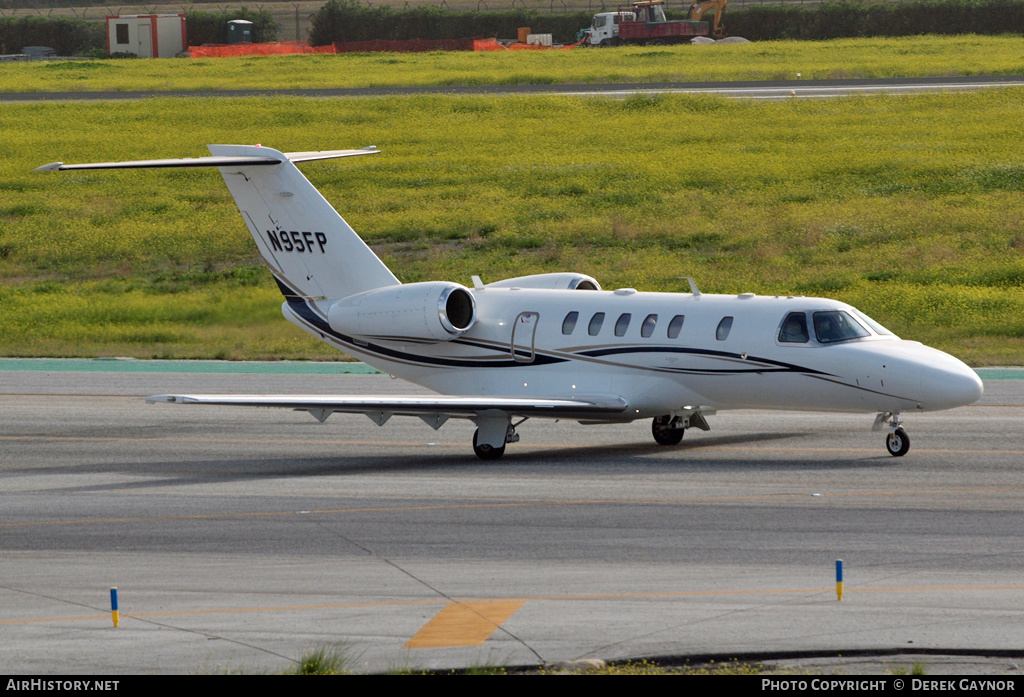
37,145,478,352
208,145,397,303
36,145,398,305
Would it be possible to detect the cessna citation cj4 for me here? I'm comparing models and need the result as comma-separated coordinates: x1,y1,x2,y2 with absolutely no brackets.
38,145,984,459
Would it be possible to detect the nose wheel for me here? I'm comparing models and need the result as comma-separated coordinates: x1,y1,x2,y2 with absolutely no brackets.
875,412,911,457
885,427,910,457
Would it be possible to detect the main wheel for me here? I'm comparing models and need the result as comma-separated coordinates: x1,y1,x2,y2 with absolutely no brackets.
885,427,910,457
652,415,685,446
473,429,506,460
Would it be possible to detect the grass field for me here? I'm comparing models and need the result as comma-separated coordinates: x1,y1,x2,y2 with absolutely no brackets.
3,35,1024,93
2,39,1023,364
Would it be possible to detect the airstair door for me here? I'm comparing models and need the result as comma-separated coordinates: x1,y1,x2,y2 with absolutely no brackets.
511,312,539,364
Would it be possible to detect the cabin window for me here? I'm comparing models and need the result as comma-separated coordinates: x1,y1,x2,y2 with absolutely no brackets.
115,23,129,44
614,313,631,337
594,16,606,28
778,312,809,343
813,311,869,344
588,312,605,336
562,311,579,335
641,314,658,338
667,315,684,339
716,316,733,341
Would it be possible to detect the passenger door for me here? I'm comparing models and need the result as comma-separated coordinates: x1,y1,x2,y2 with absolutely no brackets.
511,312,539,363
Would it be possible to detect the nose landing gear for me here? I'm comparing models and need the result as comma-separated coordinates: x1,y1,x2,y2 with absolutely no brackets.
875,411,910,457
885,427,910,457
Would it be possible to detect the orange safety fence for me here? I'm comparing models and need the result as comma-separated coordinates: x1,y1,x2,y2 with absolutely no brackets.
189,37,584,57
189,41,335,57
334,37,477,53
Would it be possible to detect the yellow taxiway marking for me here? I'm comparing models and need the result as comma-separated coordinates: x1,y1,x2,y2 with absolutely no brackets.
4,586,1022,627
404,601,525,648
4,487,1024,529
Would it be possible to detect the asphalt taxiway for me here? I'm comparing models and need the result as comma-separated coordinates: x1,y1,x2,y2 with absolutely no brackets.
2,364,1022,674
3,75,1024,103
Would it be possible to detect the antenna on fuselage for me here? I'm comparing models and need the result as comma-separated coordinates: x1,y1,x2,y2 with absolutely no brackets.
678,277,701,297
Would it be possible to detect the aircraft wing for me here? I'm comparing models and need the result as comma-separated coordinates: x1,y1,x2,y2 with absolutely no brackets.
145,393,630,424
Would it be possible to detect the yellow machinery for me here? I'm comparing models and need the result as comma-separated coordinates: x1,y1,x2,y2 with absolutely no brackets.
688,0,728,38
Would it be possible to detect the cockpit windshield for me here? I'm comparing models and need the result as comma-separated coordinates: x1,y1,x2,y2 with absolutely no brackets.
850,307,897,337
813,310,870,344
779,308,899,345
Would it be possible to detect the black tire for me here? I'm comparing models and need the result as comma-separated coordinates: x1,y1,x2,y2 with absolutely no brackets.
473,429,506,460
886,427,910,457
652,415,685,446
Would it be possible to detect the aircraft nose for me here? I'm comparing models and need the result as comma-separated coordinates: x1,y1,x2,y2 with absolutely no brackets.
918,359,984,410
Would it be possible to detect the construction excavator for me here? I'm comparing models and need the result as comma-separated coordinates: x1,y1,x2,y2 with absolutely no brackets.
688,0,728,39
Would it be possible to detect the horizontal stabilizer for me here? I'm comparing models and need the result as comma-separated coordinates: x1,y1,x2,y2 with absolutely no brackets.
285,147,379,163
35,146,378,172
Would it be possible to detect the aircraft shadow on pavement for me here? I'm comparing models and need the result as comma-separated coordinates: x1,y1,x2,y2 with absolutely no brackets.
43,429,895,492
508,430,896,471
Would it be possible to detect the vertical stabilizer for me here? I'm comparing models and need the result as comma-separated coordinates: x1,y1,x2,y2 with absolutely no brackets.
209,145,398,301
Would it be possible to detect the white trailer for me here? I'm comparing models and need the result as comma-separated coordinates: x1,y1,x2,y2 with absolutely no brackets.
106,14,186,58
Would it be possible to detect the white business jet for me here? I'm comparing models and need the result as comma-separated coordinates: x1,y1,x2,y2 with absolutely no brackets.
38,145,984,459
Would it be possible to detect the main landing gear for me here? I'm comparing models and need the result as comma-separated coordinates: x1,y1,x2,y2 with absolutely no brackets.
472,419,523,460
472,429,505,460
651,415,686,445
651,412,710,446
875,411,910,457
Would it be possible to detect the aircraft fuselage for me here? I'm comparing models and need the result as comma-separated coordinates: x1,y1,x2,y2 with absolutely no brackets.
287,288,983,421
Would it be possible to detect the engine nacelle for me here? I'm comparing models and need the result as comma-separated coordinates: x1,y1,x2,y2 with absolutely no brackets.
485,272,601,291
328,282,477,342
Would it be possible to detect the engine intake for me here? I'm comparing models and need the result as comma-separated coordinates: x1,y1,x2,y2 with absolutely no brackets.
328,282,477,342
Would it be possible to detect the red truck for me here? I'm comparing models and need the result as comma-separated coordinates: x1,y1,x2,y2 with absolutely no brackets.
586,0,708,46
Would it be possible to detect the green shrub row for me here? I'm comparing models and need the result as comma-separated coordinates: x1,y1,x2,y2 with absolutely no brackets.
0,16,104,55
717,0,1024,41
310,0,593,45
